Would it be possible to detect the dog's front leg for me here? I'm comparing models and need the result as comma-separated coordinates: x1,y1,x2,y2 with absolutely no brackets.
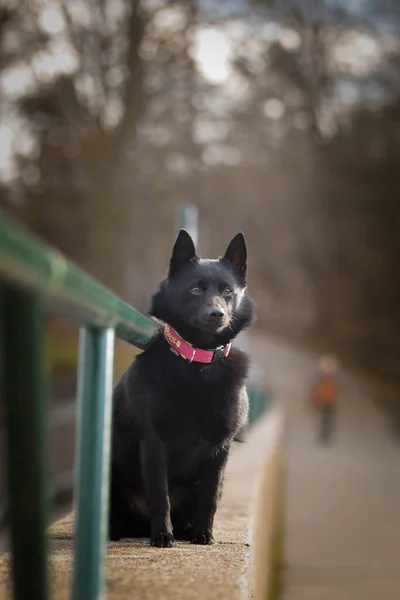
191,446,230,545
140,433,175,548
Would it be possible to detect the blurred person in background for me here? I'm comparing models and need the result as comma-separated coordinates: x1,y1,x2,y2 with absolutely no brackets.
310,354,340,444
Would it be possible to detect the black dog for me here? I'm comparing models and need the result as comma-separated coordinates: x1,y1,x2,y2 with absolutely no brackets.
109,230,254,547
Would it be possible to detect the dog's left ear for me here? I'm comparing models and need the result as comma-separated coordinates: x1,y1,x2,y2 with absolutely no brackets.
169,229,197,276
223,233,247,278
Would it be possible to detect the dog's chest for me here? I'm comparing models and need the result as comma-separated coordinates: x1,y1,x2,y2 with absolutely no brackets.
167,431,216,477
158,381,237,438
155,386,236,475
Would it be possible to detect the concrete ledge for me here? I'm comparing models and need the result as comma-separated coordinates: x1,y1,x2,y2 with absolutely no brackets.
251,409,284,600
0,408,283,600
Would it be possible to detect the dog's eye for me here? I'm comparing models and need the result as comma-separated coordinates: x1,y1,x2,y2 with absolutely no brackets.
190,286,202,295
222,287,233,296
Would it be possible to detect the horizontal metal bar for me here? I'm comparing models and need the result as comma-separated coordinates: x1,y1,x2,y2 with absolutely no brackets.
0,215,160,350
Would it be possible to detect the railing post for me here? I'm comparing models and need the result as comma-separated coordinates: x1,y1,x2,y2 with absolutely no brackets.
1,287,50,600
72,327,115,600
176,204,198,246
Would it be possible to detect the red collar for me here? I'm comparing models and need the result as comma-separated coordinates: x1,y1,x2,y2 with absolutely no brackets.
164,324,231,363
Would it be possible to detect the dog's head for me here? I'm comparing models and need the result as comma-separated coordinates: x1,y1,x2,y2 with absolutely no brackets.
150,230,255,348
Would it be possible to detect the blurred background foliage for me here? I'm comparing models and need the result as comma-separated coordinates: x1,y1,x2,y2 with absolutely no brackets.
0,0,399,404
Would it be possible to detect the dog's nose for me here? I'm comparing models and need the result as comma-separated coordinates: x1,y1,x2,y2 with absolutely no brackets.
209,308,225,320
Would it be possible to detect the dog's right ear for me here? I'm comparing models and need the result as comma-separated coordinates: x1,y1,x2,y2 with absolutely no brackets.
169,229,197,276
223,232,247,279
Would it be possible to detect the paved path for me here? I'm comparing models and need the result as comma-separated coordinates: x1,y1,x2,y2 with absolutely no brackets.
246,333,400,600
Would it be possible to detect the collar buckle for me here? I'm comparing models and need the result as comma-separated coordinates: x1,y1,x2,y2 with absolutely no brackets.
211,346,226,363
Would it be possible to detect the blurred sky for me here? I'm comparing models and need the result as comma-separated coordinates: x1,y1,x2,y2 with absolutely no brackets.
1,0,400,181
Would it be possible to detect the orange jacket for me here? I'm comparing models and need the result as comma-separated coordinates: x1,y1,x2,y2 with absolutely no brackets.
311,375,339,406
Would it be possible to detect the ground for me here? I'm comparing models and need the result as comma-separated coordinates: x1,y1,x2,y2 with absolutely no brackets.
248,333,400,600
1,332,400,599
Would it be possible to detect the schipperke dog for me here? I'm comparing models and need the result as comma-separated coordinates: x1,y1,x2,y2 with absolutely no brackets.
110,229,254,547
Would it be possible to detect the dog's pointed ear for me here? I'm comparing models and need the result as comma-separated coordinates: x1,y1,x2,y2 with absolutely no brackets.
223,233,247,278
169,229,197,276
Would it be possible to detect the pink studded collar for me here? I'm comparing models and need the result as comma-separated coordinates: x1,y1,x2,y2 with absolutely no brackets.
164,324,232,363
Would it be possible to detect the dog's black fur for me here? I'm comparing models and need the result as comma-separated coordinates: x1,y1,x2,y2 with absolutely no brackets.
109,230,254,547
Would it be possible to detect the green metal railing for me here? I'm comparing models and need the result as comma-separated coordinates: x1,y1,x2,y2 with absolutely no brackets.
0,212,269,600
0,215,160,600
248,387,269,426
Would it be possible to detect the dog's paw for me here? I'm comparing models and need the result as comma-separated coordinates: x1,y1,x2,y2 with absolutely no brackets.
150,532,176,548
191,530,214,545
